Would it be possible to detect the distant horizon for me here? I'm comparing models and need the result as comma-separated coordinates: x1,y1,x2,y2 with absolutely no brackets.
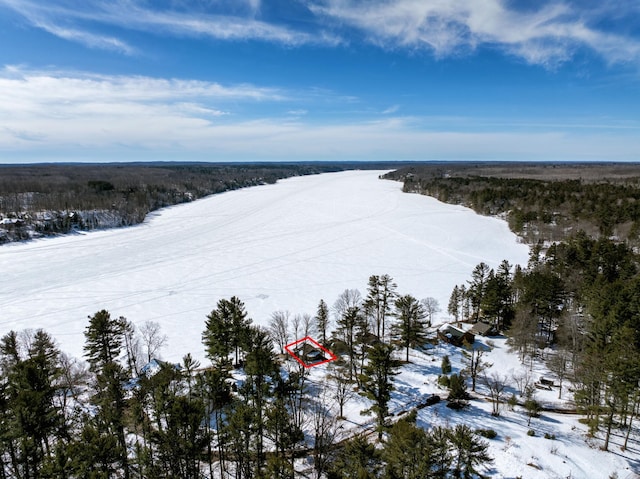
2,159,640,167
1,1,639,163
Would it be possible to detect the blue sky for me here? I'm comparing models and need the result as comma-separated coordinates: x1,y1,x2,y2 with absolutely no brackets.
0,0,639,163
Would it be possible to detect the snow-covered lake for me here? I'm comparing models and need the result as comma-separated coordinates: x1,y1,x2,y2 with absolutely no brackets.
0,170,529,362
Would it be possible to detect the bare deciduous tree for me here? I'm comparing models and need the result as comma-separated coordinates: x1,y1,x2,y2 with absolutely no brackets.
302,313,315,340
269,310,290,354
139,320,168,363
328,365,355,419
483,373,507,416
333,289,362,322
463,344,492,392
309,384,340,479
421,297,441,327
292,314,302,342
512,370,533,398
547,349,571,399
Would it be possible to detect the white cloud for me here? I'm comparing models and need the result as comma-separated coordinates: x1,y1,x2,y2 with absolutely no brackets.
309,0,640,67
0,67,284,150
0,0,136,53
0,0,340,50
2,0,635,66
1,67,638,163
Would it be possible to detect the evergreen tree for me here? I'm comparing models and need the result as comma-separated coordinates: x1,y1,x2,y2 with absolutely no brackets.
195,366,232,479
243,326,279,472
383,412,433,479
441,355,452,375
428,426,453,478
329,435,381,479
315,299,330,346
448,424,492,479
266,373,305,478
83,310,130,479
392,294,428,362
0,329,63,479
152,395,209,479
363,274,397,340
447,373,469,407
448,285,462,322
334,305,362,381
468,262,490,322
203,296,252,366
359,342,401,440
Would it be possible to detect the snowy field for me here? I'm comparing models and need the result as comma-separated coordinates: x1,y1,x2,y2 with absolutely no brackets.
0,170,529,362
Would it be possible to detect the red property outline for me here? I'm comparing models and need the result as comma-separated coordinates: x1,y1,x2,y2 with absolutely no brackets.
284,336,337,369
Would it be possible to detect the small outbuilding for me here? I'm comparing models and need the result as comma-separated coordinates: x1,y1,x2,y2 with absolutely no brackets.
470,321,495,336
294,342,326,364
438,324,475,347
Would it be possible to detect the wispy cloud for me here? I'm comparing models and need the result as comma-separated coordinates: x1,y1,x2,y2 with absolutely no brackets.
309,0,640,67
0,66,285,150
2,0,636,66
0,0,136,54
0,67,638,162
0,0,340,51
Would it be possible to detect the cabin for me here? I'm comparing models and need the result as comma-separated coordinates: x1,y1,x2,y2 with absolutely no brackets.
293,342,326,364
469,321,495,336
438,324,475,347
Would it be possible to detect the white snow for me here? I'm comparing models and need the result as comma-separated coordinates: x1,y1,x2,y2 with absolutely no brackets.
0,170,528,362
389,338,638,479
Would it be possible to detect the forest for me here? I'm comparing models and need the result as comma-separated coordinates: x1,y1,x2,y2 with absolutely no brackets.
383,162,640,245
0,162,396,244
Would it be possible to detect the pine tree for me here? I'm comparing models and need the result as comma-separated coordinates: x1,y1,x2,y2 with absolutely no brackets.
203,296,252,366
359,342,401,440
243,326,279,472
448,285,461,322
315,299,330,346
392,294,428,362
329,435,381,479
195,366,232,479
334,305,362,381
153,395,209,479
1,329,63,478
83,310,130,479
441,355,452,374
448,424,492,479
468,262,490,322
383,412,433,479
447,373,469,407
363,274,397,341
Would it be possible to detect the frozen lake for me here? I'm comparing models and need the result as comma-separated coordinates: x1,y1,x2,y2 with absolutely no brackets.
0,170,529,362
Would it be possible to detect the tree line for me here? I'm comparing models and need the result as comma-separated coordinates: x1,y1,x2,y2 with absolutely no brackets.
0,163,356,244
384,164,640,245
